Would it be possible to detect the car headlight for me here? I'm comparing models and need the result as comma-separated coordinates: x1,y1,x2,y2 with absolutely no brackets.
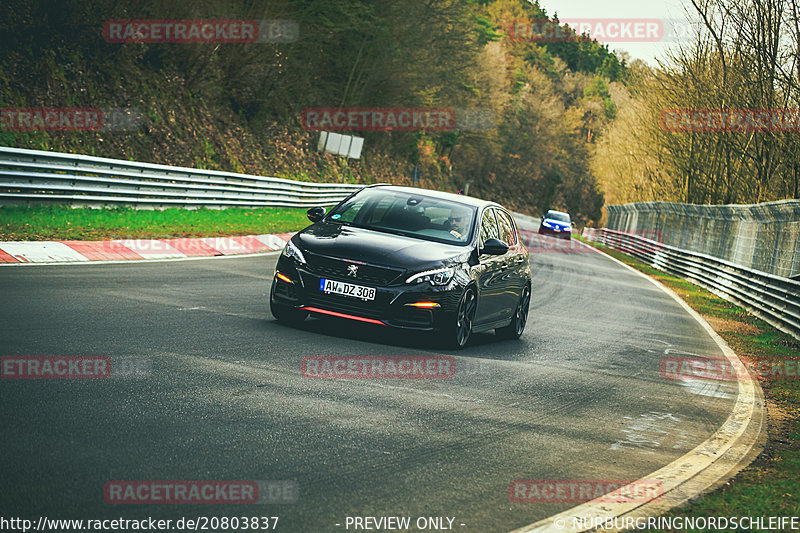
406,267,455,286
542,220,553,228
282,240,307,264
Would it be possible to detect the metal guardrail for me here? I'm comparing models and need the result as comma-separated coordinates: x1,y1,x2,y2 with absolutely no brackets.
0,147,364,208
583,227,800,340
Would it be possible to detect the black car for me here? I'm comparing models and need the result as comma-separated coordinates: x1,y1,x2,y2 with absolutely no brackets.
270,185,531,348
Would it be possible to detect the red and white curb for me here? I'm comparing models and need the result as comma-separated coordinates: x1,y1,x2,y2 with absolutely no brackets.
0,233,294,264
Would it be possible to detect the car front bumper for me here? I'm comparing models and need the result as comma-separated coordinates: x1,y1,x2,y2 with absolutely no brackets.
271,256,462,331
538,226,572,238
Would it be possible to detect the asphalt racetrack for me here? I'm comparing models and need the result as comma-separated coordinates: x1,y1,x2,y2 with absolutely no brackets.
0,222,738,532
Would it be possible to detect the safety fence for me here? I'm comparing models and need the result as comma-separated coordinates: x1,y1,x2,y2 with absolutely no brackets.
0,147,364,208
606,201,800,279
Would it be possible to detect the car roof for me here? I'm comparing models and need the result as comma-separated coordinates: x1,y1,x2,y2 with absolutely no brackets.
545,210,570,217
366,184,500,209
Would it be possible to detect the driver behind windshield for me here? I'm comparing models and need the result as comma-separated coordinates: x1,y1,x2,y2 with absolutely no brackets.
447,206,471,240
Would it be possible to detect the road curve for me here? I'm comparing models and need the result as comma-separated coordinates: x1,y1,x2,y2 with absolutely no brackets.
0,224,739,532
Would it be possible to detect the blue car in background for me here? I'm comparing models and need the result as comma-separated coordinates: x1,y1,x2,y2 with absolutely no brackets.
538,210,572,240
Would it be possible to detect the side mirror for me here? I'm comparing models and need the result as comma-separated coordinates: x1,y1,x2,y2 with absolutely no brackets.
307,207,326,223
481,238,509,256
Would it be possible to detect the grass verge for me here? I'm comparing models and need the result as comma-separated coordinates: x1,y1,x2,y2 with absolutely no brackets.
577,236,800,530
0,205,312,240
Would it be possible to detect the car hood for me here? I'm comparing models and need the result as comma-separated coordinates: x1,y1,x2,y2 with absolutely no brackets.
296,221,468,270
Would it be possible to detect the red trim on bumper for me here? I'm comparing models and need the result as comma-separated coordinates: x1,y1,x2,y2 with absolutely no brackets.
301,306,387,326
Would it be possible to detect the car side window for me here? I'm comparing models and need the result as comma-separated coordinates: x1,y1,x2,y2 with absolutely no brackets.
495,209,518,246
479,208,500,248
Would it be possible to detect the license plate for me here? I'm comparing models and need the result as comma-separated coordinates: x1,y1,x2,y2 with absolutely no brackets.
319,278,376,301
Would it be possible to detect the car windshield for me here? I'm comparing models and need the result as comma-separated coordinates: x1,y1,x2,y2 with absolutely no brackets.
546,212,571,223
327,188,477,245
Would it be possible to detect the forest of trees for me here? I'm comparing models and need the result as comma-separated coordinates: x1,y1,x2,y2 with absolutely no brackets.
0,0,626,222
592,0,800,206
4,0,795,222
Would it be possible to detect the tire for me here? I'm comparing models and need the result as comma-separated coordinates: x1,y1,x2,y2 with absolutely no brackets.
270,284,308,326
496,284,531,340
446,288,477,349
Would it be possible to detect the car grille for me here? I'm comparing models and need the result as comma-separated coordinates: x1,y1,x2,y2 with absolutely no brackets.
305,252,404,286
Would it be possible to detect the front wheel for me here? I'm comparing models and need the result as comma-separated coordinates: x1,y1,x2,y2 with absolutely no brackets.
496,285,530,340
445,288,476,349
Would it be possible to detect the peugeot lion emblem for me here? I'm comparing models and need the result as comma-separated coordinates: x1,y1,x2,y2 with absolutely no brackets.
347,264,359,277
